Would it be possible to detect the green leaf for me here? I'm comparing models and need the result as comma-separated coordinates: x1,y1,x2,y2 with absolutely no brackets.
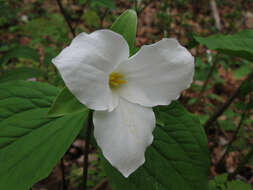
207,93,223,102
22,14,69,45
43,47,58,66
214,173,228,185
208,174,251,190
233,63,251,80
48,87,87,117
103,102,210,190
194,30,253,61
111,10,137,56
0,46,39,65
198,114,209,125
0,81,58,124
82,10,100,28
240,80,253,96
91,0,116,9
227,180,251,190
194,57,211,81
208,174,228,190
0,81,89,190
187,98,198,105
0,67,46,83
219,120,236,131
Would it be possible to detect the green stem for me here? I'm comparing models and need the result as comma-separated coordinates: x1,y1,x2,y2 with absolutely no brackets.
60,158,67,190
216,109,247,172
204,71,253,132
82,111,93,190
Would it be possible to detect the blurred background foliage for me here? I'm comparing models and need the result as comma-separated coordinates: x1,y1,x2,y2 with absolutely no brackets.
0,0,252,189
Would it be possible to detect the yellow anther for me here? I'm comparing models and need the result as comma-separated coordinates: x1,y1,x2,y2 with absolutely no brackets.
110,81,119,86
109,72,127,88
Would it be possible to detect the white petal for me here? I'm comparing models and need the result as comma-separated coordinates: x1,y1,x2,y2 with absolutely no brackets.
52,30,129,111
116,38,194,107
93,98,155,177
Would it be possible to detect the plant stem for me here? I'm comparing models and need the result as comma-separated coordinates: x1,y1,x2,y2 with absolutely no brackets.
216,110,247,172
60,158,68,190
204,71,253,132
56,0,75,37
83,111,93,190
99,9,109,29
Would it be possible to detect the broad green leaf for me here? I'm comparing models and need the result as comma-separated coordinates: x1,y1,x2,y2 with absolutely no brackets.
0,46,39,65
111,10,137,56
194,30,253,61
103,102,210,190
48,87,87,117
0,81,58,124
0,81,89,190
0,67,46,83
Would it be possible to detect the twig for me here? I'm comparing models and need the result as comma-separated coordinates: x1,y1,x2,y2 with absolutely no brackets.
229,146,253,180
92,178,108,190
56,0,75,37
60,158,68,190
75,0,91,30
82,111,93,190
99,9,109,29
204,71,253,132
216,110,247,171
210,0,222,31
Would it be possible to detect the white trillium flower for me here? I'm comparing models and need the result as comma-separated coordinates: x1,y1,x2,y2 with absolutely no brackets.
52,29,194,177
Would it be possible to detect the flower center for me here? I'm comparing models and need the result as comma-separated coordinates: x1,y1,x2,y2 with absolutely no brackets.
109,72,126,88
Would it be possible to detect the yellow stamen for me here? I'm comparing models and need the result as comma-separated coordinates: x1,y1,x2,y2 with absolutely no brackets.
109,72,127,88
